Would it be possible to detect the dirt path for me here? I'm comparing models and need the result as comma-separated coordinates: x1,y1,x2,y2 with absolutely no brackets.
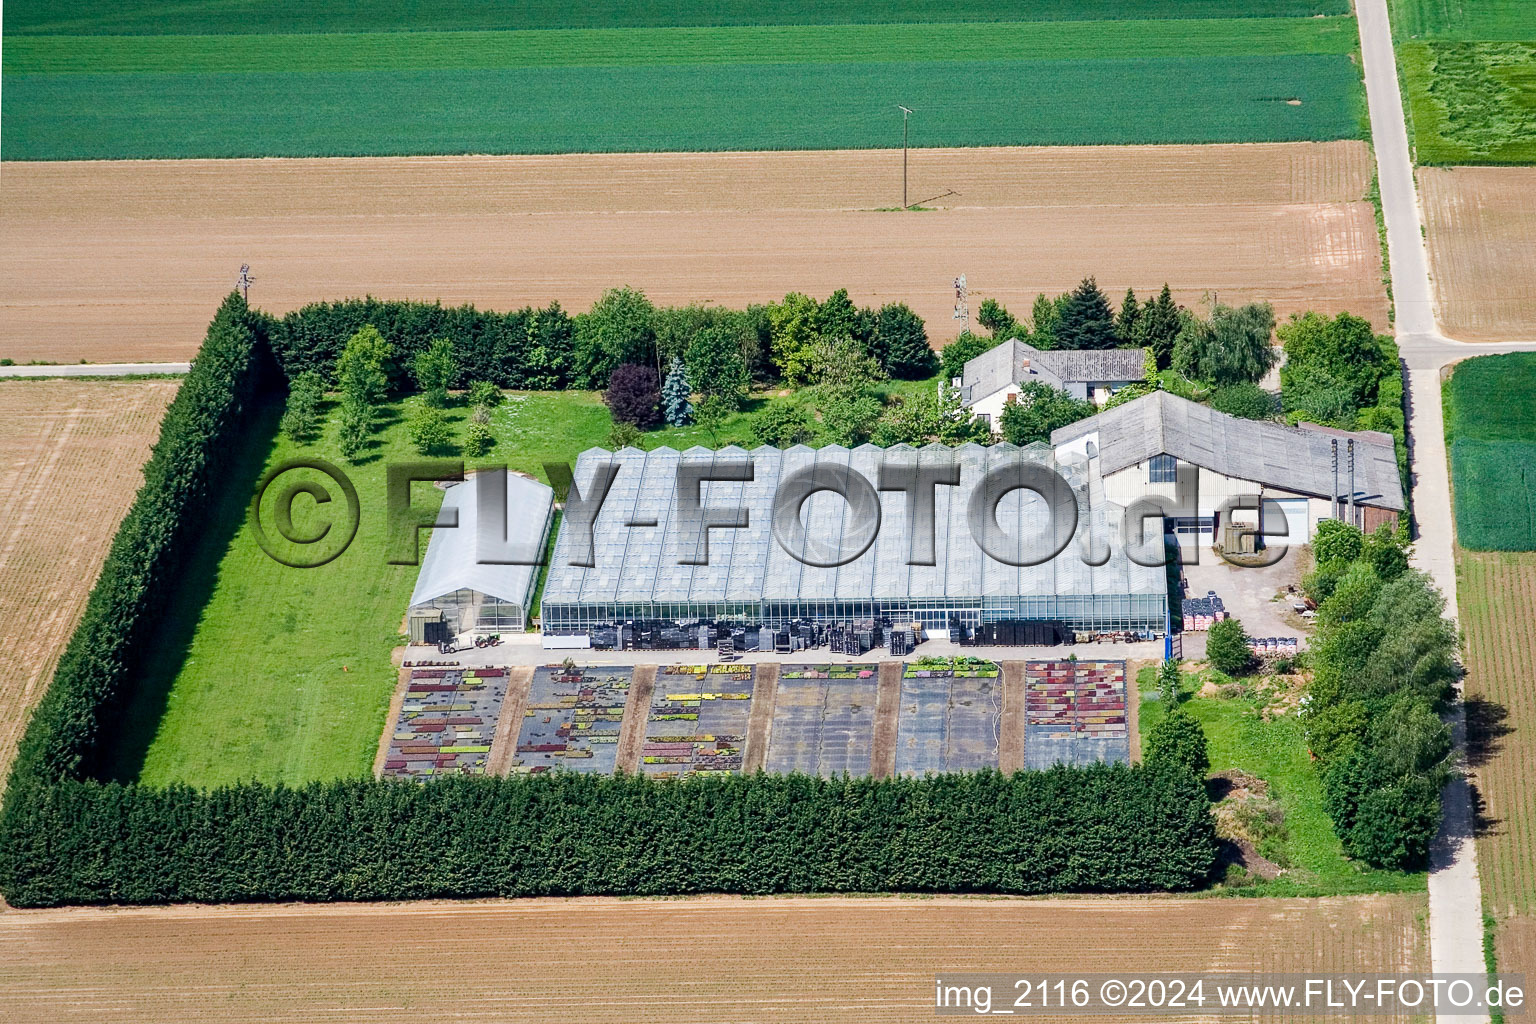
614,665,656,774
743,661,778,773
999,661,1028,774
487,666,534,776
0,143,1386,363
870,661,903,780
371,662,412,779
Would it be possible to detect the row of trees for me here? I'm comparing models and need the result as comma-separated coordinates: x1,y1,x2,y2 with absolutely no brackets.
1299,522,1454,869
971,279,1185,359
0,766,1218,907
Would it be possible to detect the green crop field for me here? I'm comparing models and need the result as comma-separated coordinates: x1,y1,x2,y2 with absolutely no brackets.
6,0,1351,36
1446,353,1536,551
5,55,1362,160
2,1,1364,159
1392,1,1536,164
1391,0,1536,41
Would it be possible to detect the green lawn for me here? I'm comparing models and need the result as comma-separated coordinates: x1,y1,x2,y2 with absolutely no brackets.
4,18,1359,75
5,0,1349,35
1445,353,1536,550
1137,667,1425,896
4,54,1362,160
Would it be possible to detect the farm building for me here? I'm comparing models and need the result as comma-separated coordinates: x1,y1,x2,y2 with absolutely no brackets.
958,340,1145,430
539,443,1167,636
407,471,555,636
1051,390,1404,548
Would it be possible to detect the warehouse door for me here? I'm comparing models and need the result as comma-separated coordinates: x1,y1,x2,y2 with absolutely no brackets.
1266,498,1310,546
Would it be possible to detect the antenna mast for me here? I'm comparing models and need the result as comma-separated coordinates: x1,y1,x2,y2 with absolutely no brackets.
236,264,255,301
952,274,969,332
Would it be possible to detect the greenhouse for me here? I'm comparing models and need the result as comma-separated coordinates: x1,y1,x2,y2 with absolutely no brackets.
540,443,1167,635
408,470,555,635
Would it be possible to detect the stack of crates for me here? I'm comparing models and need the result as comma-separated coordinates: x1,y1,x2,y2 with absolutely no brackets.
1182,591,1228,631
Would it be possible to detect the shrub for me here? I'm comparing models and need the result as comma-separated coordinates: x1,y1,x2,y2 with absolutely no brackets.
408,405,453,455
875,302,937,379
604,363,662,429
1146,710,1211,781
1205,617,1251,675
336,394,372,462
278,370,324,442
466,380,502,410
1172,302,1277,386
1209,382,1276,420
940,331,996,383
463,421,494,457
607,421,644,450
335,324,393,405
412,337,456,407
686,326,749,409
751,402,816,447
573,286,657,389
1312,519,1364,565
999,383,1095,446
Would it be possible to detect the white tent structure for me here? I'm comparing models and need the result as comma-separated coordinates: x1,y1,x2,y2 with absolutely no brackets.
408,471,555,635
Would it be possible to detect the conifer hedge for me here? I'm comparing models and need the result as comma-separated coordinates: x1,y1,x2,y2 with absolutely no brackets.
0,295,1218,907
0,769,1215,907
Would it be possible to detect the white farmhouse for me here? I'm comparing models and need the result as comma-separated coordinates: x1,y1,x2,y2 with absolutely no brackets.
1051,391,1403,550
958,339,1146,431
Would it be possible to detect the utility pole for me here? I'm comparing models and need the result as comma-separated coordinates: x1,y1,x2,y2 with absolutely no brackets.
897,105,913,209
236,264,254,301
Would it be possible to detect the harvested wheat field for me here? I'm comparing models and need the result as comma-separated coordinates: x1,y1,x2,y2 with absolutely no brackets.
1459,549,1536,981
1420,167,1536,341
0,380,177,779
0,894,1427,1023
0,142,1387,363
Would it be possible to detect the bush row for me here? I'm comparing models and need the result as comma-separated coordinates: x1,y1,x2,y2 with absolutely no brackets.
7,294,275,787
0,768,1216,907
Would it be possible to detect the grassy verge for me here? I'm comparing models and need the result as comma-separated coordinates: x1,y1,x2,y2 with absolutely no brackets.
1137,666,1426,896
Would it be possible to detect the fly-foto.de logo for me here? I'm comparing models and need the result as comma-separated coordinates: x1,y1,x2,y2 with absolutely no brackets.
249,453,1295,570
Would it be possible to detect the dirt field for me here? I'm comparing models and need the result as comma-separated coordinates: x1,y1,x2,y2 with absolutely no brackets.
0,894,1428,1023
0,380,177,779
1458,549,1536,981
0,142,1387,363
1420,167,1536,341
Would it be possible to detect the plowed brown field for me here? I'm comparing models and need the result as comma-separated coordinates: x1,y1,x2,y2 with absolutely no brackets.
1459,549,1536,981
0,142,1386,363
0,894,1427,1023
1420,167,1536,341
0,380,177,779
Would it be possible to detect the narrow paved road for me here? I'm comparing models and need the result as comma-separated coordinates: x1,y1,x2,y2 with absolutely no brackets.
0,362,190,378
1355,0,1536,1009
